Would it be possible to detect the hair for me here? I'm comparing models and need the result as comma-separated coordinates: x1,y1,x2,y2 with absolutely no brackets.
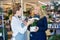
30,7,40,17
39,6,47,18
12,3,21,16
10,3,21,21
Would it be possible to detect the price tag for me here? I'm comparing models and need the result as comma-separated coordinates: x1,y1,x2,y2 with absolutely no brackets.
0,33,2,36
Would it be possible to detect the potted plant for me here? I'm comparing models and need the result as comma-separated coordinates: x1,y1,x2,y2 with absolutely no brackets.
48,35,60,40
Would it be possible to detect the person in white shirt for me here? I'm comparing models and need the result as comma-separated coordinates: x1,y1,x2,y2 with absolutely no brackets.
11,4,34,40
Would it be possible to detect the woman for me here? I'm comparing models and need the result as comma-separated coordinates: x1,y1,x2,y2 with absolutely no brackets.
29,6,48,40
11,4,34,40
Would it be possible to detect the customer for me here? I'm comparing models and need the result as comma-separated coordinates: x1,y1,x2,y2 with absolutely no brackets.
11,4,34,40
29,6,48,40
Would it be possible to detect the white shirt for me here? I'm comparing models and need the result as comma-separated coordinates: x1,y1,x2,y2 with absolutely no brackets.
11,16,28,37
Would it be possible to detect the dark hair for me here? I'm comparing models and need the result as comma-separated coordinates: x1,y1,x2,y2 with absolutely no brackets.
12,3,21,16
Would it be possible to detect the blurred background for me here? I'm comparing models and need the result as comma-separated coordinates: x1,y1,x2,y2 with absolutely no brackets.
0,0,60,40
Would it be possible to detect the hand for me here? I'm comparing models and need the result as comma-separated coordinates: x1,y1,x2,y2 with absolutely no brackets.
23,20,27,26
27,19,34,26
23,19,34,27
34,27,39,32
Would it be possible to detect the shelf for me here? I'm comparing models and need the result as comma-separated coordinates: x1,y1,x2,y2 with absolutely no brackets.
0,25,2,27
7,31,12,40
0,33,2,37
0,16,2,20
48,23,60,29
7,31,12,35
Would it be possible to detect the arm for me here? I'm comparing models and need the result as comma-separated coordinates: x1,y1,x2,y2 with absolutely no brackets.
27,25,30,31
11,17,28,34
37,17,48,31
43,17,48,31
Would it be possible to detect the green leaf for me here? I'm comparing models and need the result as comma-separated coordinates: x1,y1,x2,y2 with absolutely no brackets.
31,20,38,26
41,5,46,9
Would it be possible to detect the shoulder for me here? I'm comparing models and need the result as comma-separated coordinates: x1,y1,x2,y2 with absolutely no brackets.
43,16,47,22
43,16,47,19
40,16,46,20
11,16,18,22
40,16,47,21
42,16,47,20
12,16,17,20
12,16,16,19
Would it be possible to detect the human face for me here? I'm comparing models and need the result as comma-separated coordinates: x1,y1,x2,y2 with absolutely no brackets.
16,8,22,16
34,7,39,15
34,9,39,15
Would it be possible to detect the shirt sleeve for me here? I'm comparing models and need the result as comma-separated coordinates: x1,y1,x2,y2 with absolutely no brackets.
11,17,28,34
37,17,48,31
39,17,48,31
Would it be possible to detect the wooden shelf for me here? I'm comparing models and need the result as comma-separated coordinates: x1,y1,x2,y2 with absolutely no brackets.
7,31,12,35
7,31,12,40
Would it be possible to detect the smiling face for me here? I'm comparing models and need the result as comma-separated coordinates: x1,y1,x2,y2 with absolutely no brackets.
34,6,39,15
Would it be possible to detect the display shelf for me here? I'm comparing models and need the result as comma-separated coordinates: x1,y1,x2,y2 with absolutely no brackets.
7,31,12,40
0,8,5,40
46,1,60,36
48,23,60,29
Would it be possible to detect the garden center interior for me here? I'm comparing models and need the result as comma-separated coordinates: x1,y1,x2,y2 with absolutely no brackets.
0,0,60,40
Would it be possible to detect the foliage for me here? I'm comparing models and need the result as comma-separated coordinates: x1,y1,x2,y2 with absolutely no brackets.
23,10,31,17
30,20,38,26
48,35,60,40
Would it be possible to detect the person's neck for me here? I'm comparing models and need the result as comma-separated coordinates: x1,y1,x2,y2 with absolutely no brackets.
15,14,21,17
34,14,38,15
14,14,18,17
40,15,45,19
